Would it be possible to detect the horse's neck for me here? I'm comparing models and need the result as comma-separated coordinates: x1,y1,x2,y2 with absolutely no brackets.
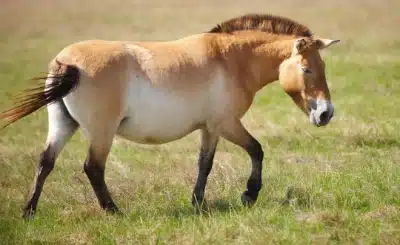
215,33,294,93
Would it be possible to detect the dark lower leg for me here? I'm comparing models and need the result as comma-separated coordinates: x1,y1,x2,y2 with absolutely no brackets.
23,145,55,218
192,129,218,206
192,148,216,205
84,150,119,213
220,120,264,207
242,138,264,205
22,101,78,219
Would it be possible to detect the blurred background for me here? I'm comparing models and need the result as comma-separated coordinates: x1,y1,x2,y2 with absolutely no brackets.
1,0,399,53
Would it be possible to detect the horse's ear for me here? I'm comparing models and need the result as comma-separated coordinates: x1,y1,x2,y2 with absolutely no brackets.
316,38,340,49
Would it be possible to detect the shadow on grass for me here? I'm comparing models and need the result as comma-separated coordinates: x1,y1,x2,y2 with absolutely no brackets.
165,187,315,219
166,198,242,219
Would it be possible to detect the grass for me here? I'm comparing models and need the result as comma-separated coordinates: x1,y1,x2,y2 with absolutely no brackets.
0,0,399,244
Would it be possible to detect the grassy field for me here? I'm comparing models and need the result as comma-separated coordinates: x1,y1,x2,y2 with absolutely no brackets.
0,0,399,244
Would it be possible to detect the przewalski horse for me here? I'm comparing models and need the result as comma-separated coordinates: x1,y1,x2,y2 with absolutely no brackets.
1,14,339,218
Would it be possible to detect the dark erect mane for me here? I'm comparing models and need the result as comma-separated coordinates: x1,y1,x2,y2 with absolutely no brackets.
209,14,312,37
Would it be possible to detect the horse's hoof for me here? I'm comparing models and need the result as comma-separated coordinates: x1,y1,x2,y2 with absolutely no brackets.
191,195,205,207
107,209,124,216
104,205,122,215
22,208,35,220
241,191,257,207
192,196,210,213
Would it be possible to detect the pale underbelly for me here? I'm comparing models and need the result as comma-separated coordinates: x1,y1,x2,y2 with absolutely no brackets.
117,69,226,144
116,114,203,144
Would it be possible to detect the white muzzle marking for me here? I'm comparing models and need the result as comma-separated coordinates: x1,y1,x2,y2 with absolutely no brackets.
309,99,334,126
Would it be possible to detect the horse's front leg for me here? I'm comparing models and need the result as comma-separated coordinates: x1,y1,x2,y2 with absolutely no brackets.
192,128,219,207
221,119,264,206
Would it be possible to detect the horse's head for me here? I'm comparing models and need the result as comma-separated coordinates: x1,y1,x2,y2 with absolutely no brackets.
279,37,339,127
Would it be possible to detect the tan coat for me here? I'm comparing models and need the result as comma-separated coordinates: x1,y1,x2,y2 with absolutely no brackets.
0,14,339,217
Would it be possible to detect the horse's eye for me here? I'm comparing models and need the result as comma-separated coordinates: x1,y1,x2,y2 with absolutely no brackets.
302,67,312,74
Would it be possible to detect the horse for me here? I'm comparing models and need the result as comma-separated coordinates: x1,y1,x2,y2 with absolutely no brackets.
0,14,339,218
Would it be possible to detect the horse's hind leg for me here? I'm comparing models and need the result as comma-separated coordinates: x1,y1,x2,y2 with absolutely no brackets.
83,127,120,213
23,102,78,218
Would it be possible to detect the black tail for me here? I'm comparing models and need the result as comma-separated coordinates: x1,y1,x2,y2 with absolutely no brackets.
0,60,80,128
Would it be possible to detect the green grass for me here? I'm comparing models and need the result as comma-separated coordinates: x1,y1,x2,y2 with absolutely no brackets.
0,0,399,244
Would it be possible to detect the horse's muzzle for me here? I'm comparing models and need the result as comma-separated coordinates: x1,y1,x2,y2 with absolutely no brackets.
309,99,334,127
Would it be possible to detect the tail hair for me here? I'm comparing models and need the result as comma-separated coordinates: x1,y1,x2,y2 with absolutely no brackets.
0,60,80,128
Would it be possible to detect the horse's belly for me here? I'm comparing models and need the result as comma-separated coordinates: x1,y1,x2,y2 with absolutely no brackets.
116,112,201,144
116,82,206,144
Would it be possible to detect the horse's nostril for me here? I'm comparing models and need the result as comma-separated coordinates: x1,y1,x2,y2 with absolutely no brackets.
319,111,329,123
